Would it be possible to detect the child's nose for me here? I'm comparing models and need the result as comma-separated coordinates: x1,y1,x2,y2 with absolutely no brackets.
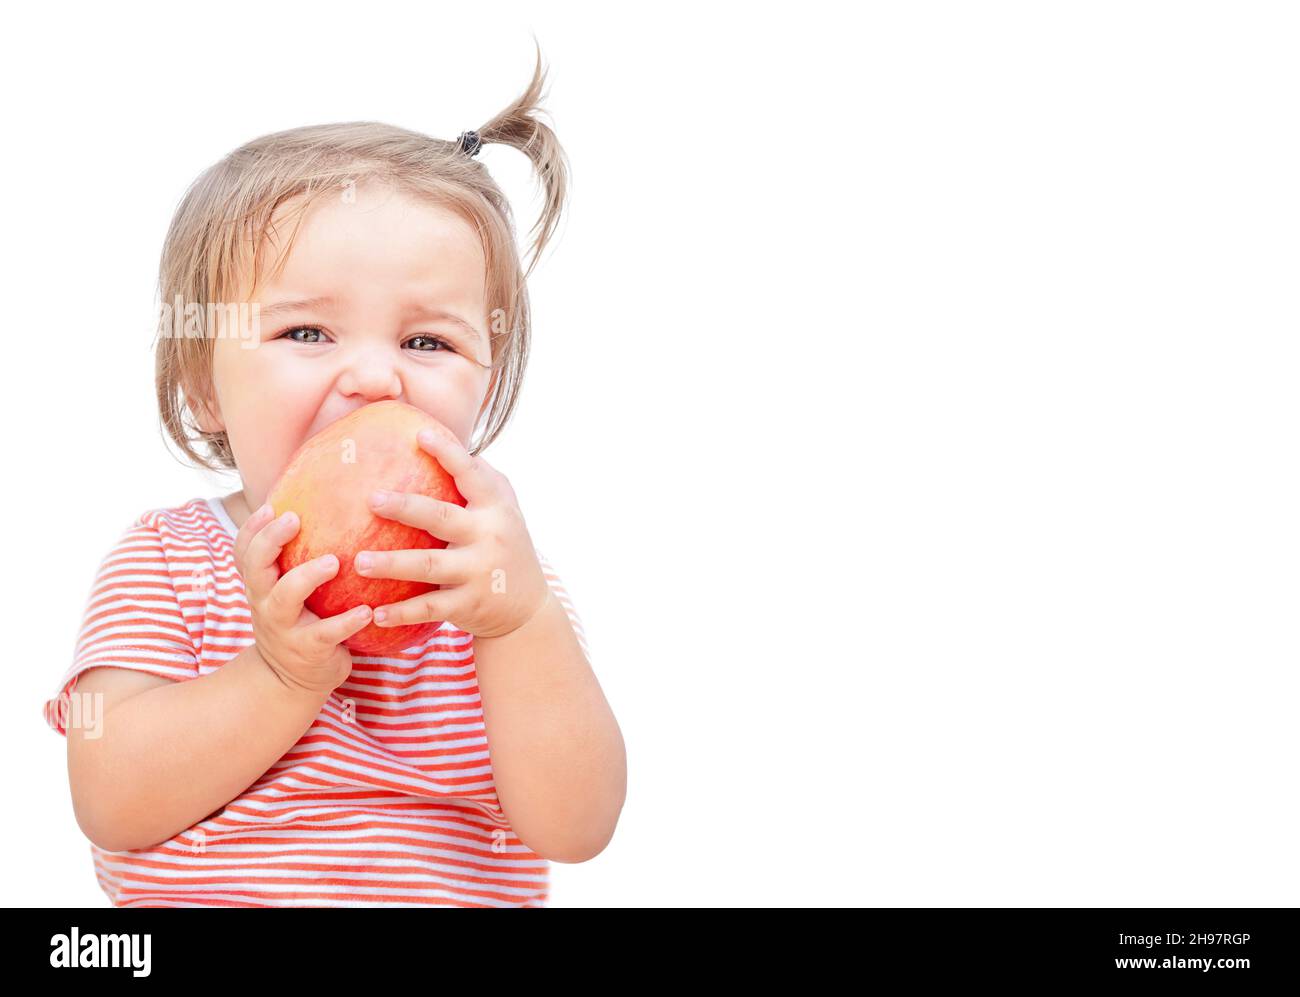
337,354,402,402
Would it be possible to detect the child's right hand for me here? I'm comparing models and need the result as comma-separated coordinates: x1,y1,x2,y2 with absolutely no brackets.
233,503,373,696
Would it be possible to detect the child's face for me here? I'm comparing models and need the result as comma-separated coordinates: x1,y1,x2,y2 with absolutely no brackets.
203,181,496,512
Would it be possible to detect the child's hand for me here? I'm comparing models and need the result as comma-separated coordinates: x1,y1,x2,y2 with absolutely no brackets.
357,429,552,640
233,504,373,696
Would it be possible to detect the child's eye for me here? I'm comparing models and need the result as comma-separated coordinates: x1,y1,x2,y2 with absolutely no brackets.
276,327,454,353
405,334,455,353
279,326,327,344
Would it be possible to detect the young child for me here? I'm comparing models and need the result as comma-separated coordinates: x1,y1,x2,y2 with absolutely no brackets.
41,49,626,908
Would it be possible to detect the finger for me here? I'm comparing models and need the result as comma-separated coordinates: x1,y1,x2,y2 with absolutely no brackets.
373,589,454,628
304,603,374,648
232,501,276,568
265,553,340,627
243,510,301,600
368,489,475,545
416,426,497,505
354,545,472,585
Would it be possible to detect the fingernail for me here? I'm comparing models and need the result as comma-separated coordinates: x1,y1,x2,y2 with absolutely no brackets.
257,503,272,518
370,490,387,507
356,552,373,571
373,608,388,624
418,429,436,445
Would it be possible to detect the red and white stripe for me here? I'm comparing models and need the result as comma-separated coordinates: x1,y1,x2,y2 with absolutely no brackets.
44,496,592,908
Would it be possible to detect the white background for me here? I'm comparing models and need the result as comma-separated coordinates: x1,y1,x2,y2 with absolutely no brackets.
2,0,1297,906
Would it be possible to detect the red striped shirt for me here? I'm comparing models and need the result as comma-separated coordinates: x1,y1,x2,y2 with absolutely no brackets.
43,496,591,907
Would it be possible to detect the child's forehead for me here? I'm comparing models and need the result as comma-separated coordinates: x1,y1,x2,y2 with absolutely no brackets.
235,189,487,302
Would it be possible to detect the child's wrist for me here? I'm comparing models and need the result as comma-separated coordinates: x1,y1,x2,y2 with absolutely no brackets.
244,643,333,705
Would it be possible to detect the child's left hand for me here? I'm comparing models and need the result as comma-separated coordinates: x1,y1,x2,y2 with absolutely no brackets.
357,428,553,640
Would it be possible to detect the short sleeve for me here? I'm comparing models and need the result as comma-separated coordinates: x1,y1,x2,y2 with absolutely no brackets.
43,514,201,736
534,547,592,662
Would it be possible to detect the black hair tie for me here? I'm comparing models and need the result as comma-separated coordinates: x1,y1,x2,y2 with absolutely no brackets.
456,130,483,157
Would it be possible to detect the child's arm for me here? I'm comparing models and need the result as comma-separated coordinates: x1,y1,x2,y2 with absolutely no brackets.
360,431,626,863
66,646,329,853
473,587,626,863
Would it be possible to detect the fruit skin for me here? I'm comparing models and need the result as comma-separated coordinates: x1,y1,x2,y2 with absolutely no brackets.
266,400,467,656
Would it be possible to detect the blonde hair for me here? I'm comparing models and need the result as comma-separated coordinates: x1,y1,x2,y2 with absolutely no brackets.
154,40,569,471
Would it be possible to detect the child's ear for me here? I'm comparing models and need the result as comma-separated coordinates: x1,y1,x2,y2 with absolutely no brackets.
186,380,225,435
